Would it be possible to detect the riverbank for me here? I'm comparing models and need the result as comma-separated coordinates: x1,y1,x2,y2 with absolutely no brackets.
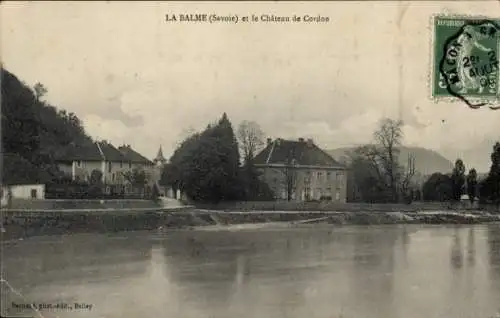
190,200,500,212
2,208,500,241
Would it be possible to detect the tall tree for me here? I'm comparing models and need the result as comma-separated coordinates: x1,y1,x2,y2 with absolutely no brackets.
349,118,409,203
237,120,265,164
451,159,466,202
236,120,273,200
481,142,500,207
466,168,478,204
282,157,298,201
373,118,404,202
170,113,243,203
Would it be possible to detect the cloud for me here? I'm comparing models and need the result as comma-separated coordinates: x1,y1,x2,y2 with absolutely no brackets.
2,1,499,170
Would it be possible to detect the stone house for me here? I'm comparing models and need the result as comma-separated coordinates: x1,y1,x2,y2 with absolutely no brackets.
55,141,159,193
253,138,348,202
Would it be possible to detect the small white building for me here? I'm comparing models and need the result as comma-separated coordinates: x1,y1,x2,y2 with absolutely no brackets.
1,184,46,207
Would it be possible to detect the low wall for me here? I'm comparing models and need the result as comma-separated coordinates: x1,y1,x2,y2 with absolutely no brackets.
4,198,162,210
192,201,453,212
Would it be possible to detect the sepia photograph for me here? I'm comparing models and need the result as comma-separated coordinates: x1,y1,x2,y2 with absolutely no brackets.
1,1,500,318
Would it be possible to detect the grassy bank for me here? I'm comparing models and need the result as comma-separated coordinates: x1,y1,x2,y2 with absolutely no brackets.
3,198,162,210
2,209,500,241
191,201,472,212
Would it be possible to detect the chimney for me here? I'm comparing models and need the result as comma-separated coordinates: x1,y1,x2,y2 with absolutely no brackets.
298,138,304,142
306,138,313,146
267,138,272,146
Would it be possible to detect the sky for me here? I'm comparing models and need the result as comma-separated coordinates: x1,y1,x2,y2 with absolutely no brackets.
1,1,500,171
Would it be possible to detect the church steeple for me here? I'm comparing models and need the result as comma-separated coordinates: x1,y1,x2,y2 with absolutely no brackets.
153,146,167,166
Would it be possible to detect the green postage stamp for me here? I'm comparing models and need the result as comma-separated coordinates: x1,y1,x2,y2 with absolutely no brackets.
432,15,500,109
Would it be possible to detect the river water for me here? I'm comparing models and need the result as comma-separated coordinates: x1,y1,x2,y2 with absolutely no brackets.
1,224,500,318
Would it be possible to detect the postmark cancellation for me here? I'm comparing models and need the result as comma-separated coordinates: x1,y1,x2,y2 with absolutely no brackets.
431,15,500,109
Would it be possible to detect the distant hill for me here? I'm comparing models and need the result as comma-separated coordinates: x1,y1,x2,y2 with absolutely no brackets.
327,146,454,177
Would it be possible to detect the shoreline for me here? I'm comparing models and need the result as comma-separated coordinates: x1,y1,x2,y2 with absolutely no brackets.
2,208,500,241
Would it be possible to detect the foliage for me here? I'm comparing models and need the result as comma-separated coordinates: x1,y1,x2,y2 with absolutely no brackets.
282,158,298,201
346,118,416,203
466,168,478,204
122,168,148,186
1,68,93,185
422,172,453,202
480,142,500,206
450,159,466,201
164,113,243,203
89,169,103,185
237,120,265,165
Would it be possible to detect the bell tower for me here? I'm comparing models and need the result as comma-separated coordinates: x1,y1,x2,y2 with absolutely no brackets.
153,146,167,167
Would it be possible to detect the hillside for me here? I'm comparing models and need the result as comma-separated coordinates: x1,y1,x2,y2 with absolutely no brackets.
327,146,454,176
1,68,93,184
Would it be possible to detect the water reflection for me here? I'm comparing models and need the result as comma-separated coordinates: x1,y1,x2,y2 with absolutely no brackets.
488,225,500,298
1,225,500,318
450,228,464,269
467,227,476,267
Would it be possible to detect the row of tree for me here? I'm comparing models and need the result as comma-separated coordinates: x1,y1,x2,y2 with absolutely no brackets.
422,143,500,207
160,114,274,203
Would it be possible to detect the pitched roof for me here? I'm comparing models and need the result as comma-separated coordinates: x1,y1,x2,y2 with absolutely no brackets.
118,145,153,164
55,142,151,164
254,138,345,168
97,141,127,162
55,142,103,161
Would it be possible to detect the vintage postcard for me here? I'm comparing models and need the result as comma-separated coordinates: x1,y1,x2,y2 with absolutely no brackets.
1,1,500,318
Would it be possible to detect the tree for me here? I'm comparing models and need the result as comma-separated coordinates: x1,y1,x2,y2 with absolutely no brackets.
236,120,273,200
480,142,500,207
237,120,265,165
466,168,478,204
347,118,417,203
373,118,404,202
33,82,47,102
400,154,416,204
347,147,390,202
422,172,452,202
123,168,148,187
282,157,298,201
1,68,93,186
451,159,466,202
89,169,103,185
88,169,104,198
168,113,243,203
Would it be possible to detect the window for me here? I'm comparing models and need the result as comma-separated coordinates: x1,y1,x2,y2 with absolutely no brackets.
336,192,340,201
112,173,115,182
129,162,132,169
30,189,37,199
336,172,344,188
120,162,123,168
76,160,81,167
327,172,331,177
108,162,112,173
